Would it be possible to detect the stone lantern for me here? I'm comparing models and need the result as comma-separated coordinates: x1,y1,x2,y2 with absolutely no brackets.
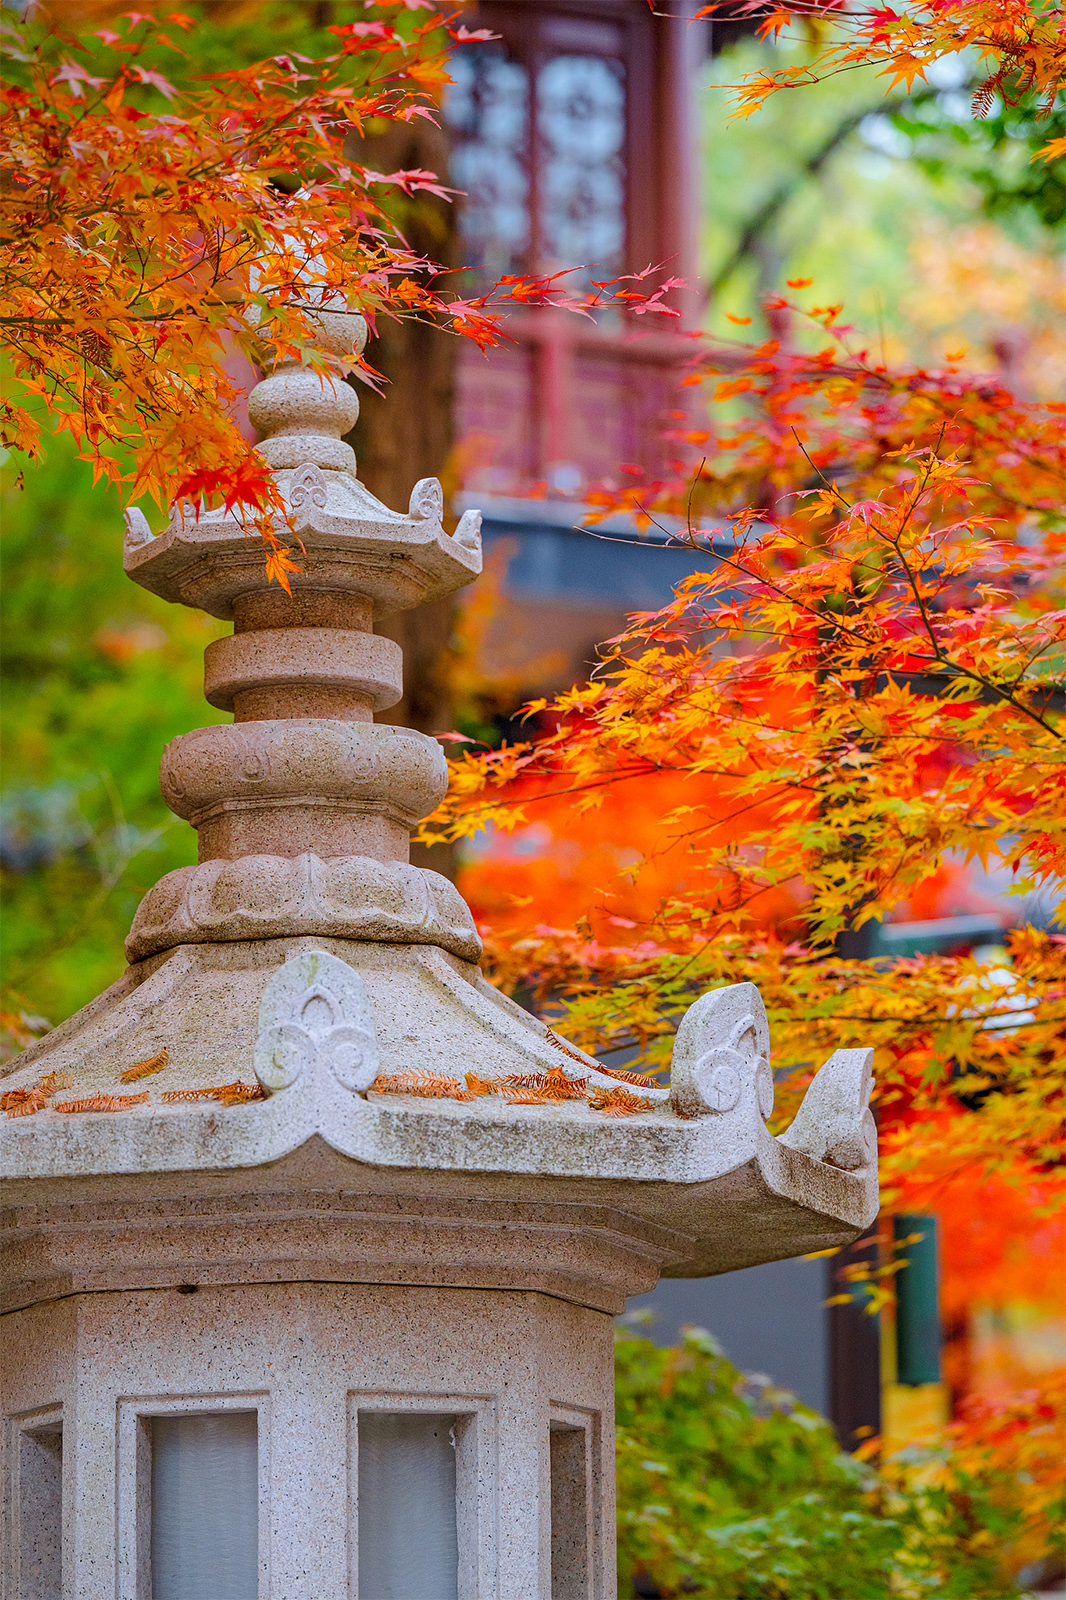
0,313,878,1600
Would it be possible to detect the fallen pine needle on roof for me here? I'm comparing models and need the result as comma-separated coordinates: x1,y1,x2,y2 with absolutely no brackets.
546,1025,660,1089
2,1073,74,1118
369,1072,474,1102
587,1085,651,1117
369,1065,653,1116
161,1081,265,1106
3,1088,50,1118
52,1092,150,1113
596,1065,663,1088
36,1071,72,1095
215,1081,266,1105
502,1068,588,1100
545,1025,606,1070
120,1047,170,1083
464,1073,501,1096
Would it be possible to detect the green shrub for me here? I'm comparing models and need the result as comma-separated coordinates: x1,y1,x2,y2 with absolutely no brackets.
615,1323,1033,1598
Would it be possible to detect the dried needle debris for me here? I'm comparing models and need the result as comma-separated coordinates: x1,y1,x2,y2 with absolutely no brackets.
545,1024,662,1088
544,1026,595,1067
596,1065,663,1088
369,1057,658,1116
2,1066,266,1118
162,1081,266,1106
1,1041,658,1122
503,1067,589,1103
587,1084,651,1117
369,1072,475,1102
1,1072,73,1118
120,1047,170,1083
52,1091,150,1114
463,1073,500,1098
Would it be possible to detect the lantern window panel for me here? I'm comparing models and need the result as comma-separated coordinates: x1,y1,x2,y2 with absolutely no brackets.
150,1410,259,1600
350,1394,494,1600
356,1411,460,1600
116,1394,268,1600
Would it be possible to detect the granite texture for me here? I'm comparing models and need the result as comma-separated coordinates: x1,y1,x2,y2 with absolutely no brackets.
0,943,876,1240
124,466,482,621
158,720,449,863
2,1283,613,1600
778,1048,877,1170
204,626,404,716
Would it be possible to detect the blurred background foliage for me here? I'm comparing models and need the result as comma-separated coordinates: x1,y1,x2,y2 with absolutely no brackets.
700,39,1063,397
0,440,225,1044
616,1324,1065,1600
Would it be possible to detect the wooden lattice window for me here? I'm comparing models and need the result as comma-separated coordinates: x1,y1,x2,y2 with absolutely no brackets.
445,0,704,493
447,31,627,293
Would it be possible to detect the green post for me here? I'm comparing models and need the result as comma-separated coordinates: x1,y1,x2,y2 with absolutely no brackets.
893,1214,942,1385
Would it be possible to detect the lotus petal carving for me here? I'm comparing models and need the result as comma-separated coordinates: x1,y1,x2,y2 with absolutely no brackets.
126,852,482,964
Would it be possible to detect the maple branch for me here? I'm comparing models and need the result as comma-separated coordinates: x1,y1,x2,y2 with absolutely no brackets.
876,461,1060,736
788,427,851,510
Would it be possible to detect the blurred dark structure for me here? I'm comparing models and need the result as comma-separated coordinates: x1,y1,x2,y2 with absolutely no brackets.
626,1256,830,1414
446,0,706,496
459,494,740,694
894,1215,943,1386
827,1232,883,1451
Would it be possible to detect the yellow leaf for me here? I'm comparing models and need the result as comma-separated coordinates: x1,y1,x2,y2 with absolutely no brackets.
1032,136,1066,165
406,60,453,89
877,53,928,94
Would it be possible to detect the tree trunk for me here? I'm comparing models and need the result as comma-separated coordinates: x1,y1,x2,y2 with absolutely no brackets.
345,117,460,878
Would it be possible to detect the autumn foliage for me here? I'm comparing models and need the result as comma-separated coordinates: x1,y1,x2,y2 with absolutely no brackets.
0,1,675,581
1,0,1062,1581
698,0,1066,160
2,6,449,532
427,304,1065,1438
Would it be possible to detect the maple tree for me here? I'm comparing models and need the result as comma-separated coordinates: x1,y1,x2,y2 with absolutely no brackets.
697,0,1065,165
0,1,677,585
429,303,1063,1159
425,298,1065,1498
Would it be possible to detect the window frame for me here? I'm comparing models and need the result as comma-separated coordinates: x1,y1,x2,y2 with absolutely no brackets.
5,1405,64,1600
450,0,664,285
348,1390,498,1600
115,1391,270,1600
548,1402,603,1600
447,0,702,489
